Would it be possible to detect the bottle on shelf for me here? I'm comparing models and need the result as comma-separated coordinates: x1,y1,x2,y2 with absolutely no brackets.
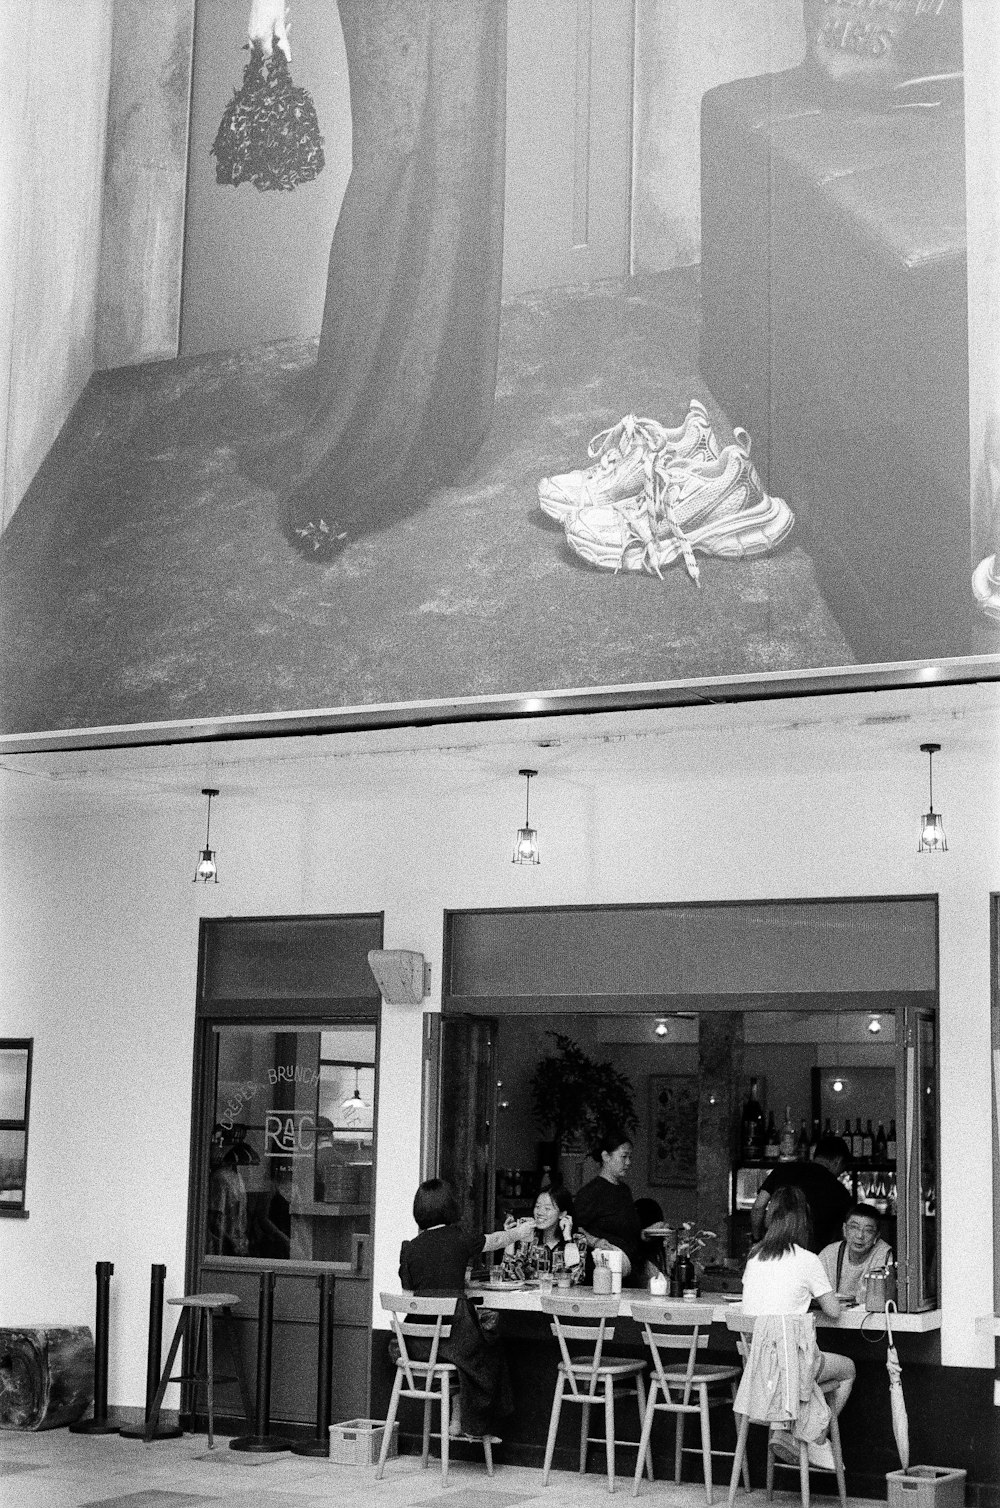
779,1106,797,1161
823,1116,833,1139
741,1078,765,1160
887,1118,897,1161
539,1164,553,1193
874,1121,888,1164
809,1117,820,1159
796,1118,810,1161
764,1111,780,1162
852,1118,864,1161
862,1119,874,1163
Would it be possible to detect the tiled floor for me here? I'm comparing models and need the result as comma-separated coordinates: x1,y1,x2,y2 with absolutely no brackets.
0,1429,879,1508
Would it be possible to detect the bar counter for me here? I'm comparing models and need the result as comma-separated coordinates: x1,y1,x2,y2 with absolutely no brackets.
468,1283,942,1332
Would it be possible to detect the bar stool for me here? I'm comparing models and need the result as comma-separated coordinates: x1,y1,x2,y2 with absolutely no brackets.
378,1293,498,1485
541,1293,653,1494
144,1292,253,1449
725,1311,847,1508
630,1300,747,1504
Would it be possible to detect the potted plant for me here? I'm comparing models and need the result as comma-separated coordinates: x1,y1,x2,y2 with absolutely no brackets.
529,1032,638,1163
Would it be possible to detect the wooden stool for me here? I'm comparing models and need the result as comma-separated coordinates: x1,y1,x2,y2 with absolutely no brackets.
378,1293,498,1485
541,1293,652,1495
144,1293,252,1448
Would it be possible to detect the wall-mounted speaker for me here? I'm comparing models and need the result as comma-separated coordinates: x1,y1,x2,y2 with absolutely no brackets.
367,948,431,1005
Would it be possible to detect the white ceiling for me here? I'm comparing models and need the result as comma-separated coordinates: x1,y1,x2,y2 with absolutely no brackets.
1,677,997,805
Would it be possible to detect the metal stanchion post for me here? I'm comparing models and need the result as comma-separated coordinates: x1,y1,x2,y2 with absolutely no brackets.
120,1264,183,1440
229,1269,292,1452
291,1273,335,1457
70,1261,119,1434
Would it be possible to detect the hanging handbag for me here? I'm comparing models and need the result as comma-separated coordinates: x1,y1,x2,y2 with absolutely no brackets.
211,42,325,193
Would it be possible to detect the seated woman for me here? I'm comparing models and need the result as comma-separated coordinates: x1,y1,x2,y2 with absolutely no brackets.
399,1178,535,1438
499,1185,583,1283
819,1202,893,1301
741,1183,855,1471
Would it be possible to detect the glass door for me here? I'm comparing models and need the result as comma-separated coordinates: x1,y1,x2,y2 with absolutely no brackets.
193,1021,378,1427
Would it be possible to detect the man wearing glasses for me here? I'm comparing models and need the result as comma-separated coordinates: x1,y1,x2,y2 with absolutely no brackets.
819,1203,893,1300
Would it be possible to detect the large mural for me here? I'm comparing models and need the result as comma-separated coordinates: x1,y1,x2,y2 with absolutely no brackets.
1,0,998,751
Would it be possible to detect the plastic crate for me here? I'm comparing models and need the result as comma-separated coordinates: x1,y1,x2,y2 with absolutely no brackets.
887,1466,967,1508
329,1418,398,1466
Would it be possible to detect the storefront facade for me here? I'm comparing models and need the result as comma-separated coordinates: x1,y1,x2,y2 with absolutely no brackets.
1,683,998,1487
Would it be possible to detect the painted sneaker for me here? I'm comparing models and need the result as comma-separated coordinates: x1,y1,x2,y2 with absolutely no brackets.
769,1427,799,1467
806,1438,836,1472
537,400,720,523
563,436,793,586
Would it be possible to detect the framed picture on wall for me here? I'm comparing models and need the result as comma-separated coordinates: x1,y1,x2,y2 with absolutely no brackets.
648,1074,698,1188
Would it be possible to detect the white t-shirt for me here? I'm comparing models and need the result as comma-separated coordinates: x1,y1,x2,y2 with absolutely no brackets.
742,1244,832,1316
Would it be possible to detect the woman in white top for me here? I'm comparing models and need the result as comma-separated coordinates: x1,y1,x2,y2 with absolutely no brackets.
742,1184,856,1468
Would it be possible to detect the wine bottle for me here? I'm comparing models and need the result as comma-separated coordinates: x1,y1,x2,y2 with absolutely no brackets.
809,1117,820,1159
862,1119,874,1162
764,1111,779,1162
823,1116,833,1138
779,1105,797,1161
874,1122,888,1164
852,1118,864,1160
741,1077,764,1160
887,1118,897,1161
797,1118,810,1161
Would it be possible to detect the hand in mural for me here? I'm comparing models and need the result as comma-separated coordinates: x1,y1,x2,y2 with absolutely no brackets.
248,0,291,61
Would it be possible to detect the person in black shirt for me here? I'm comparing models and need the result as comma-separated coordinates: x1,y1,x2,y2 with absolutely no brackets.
750,1135,852,1254
399,1179,533,1438
574,1126,647,1285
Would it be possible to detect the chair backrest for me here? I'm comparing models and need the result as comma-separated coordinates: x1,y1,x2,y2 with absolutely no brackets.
631,1299,710,1389
380,1292,458,1388
724,1307,756,1362
540,1293,621,1396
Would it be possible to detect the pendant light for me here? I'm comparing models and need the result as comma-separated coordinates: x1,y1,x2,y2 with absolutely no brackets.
917,743,947,853
194,787,219,883
512,767,540,865
341,1068,368,1115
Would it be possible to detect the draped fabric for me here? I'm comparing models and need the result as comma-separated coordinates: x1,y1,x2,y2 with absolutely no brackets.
283,0,507,556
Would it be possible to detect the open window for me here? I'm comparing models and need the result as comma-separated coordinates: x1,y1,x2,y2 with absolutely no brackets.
427,898,939,1311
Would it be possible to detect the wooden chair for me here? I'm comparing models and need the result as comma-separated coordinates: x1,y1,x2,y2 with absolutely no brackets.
377,1293,496,1485
540,1293,653,1495
630,1300,748,1504
725,1311,848,1508
143,1292,252,1449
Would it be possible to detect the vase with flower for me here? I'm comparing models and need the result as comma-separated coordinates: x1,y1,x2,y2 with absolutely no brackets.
669,1223,717,1297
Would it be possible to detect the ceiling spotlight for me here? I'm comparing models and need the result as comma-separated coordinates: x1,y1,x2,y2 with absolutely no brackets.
194,788,219,883
654,1019,668,1038
917,742,948,853
832,1077,844,1093
867,1014,882,1035
512,768,540,865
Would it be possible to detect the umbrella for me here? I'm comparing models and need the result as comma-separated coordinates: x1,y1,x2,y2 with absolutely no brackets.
885,1300,910,1470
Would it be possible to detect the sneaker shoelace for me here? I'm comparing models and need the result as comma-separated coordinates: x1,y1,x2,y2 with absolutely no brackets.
638,449,703,585
586,414,664,464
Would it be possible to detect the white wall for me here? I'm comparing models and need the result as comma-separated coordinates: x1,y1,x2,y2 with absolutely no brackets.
632,0,805,271
0,0,113,529
1,686,997,1409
